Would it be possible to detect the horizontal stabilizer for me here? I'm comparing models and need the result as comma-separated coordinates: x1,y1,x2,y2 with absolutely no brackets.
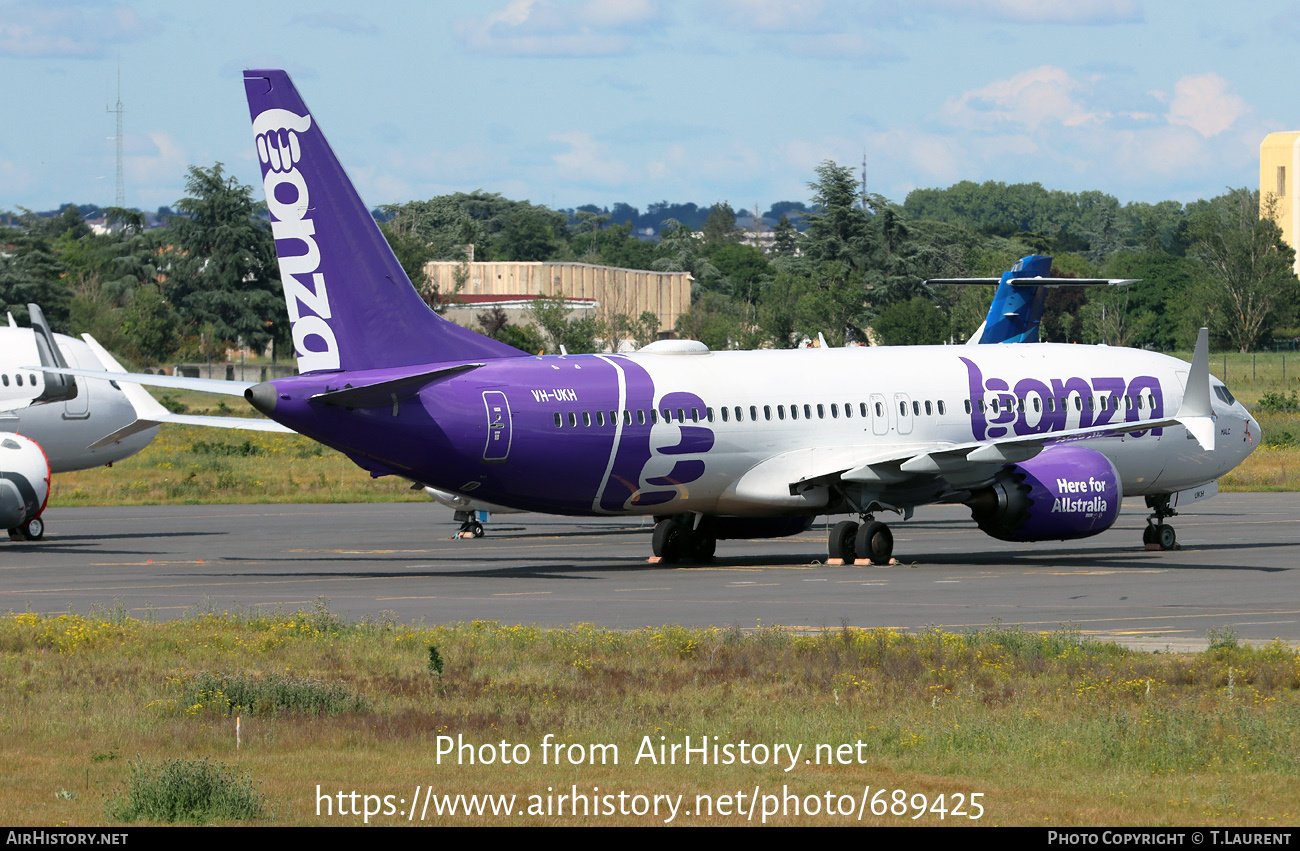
26,366,255,397
310,363,485,407
88,413,294,450
927,276,1137,287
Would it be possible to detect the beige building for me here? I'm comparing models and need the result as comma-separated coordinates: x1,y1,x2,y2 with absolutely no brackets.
1260,132,1300,275
424,261,692,342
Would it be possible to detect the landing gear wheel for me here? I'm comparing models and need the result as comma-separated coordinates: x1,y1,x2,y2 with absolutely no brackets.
1143,494,1179,551
828,520,859,562
855,521,893,564
21,518,43,541
688,532,716,563
1156,523,1176,550
652,517,684,563
467,521,484,538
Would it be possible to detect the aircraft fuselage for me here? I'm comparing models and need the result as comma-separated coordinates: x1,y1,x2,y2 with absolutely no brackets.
256,342,1257,519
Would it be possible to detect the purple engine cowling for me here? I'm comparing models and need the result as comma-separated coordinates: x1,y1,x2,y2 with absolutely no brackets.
965,445,1121,542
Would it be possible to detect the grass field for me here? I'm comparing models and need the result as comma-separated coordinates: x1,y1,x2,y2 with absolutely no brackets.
2,604,1296,826
49,388,426,507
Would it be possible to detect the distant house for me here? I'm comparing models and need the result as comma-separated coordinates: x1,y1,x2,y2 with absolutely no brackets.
1260,132,1300,276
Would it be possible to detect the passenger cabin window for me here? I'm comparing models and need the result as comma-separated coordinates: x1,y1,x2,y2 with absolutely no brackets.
938,400,946,415
554,412,562,428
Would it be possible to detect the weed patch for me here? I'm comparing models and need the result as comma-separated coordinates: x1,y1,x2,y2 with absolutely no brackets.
178,671,368,716
105,757,269,824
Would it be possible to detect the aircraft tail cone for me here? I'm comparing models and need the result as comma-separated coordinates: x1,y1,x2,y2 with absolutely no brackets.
246,382,278,416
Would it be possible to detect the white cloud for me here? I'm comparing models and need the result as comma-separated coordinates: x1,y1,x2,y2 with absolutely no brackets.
551,131,630,186
1166,73,1247,138
917,0,1141,25
124,132,187,203
454,0,667,57
0,3,157,59
942,66,1107,130
705,0,830,33
289,13,380,36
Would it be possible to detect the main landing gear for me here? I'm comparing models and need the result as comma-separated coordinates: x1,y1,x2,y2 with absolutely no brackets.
827,516,894,565
8,517,44,541
650,515,716,564
1142,494,1178,551
454,510,485,538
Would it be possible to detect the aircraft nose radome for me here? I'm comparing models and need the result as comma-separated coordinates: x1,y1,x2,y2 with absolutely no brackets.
246,382,278,415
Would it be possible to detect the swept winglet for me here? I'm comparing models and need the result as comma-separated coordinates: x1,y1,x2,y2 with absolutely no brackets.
1176,327,1215,451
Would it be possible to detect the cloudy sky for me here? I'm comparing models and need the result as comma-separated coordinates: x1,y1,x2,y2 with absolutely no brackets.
2,0,1295,216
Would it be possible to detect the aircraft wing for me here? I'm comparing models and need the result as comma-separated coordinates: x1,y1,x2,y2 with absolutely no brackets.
61,337,295,450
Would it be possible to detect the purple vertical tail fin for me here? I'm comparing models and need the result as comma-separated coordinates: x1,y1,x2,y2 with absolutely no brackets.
243,70,525,372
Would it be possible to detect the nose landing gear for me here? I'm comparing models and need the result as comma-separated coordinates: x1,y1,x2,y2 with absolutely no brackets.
1143,494,1178,551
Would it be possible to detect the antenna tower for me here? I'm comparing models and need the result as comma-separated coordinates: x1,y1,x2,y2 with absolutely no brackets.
108,62,125,209
860,152,868,211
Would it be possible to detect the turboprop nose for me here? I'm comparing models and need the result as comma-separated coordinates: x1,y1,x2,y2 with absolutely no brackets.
246,381,279,416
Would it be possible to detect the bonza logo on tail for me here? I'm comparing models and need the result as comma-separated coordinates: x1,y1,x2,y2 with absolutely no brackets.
253,107,339,373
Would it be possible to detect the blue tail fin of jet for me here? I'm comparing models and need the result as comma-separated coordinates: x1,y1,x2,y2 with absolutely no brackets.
243,70,526,373
926,255,1138,345
981,254,1053,344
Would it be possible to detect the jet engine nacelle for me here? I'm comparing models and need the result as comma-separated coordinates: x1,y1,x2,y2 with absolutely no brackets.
0,433,50,530
965,445,1120,542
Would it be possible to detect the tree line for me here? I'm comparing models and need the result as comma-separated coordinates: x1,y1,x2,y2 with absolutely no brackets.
3,161,1296,365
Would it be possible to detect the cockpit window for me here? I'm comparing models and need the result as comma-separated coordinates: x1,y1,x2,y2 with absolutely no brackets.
1214,385,1237,406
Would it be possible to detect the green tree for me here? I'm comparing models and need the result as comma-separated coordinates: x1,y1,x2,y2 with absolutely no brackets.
1189,189,1298,352
0,228,70,328
528,294,601,354
872,296,948,345
705,242,770,303
166,163,284,355
771,214,799,256
118,283,179,362
654,219,720,293
702,201,742,245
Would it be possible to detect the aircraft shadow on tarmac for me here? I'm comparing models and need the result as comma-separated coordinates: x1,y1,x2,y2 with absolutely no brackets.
171,537,1296,580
